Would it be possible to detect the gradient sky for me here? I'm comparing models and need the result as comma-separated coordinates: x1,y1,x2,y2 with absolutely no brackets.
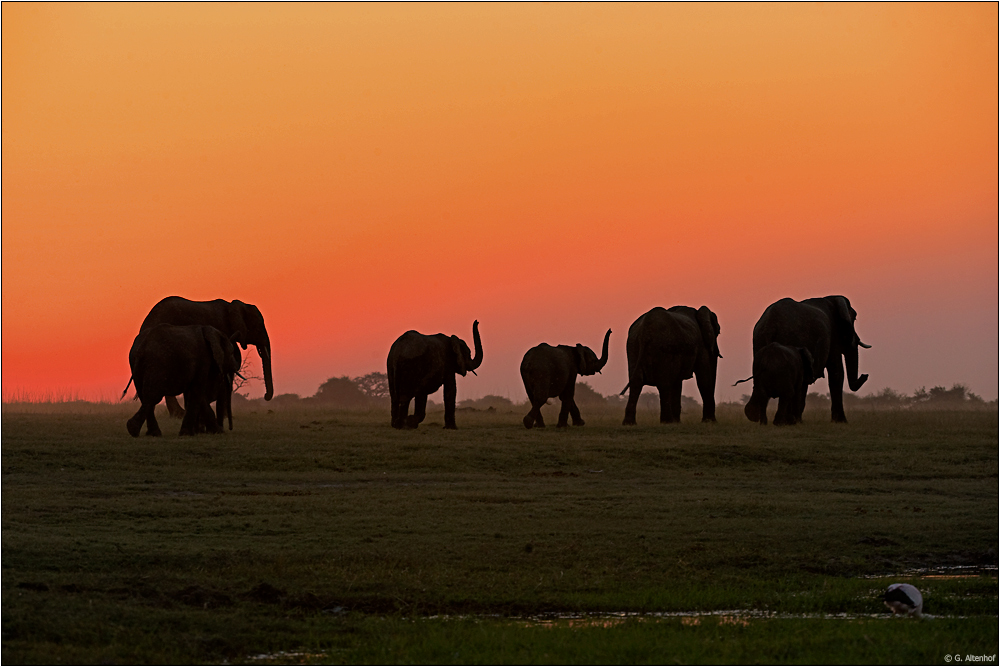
3,3,998,403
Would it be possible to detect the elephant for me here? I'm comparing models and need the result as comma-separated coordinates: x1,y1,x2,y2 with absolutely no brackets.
753,296,870,423
387,320,483,429
139,296,273,418
736,343,815,425
621,306,721,425
125,324,241,437
520,329,611,429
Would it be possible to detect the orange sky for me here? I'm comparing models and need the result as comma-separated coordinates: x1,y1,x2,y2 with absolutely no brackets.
3,3,997,403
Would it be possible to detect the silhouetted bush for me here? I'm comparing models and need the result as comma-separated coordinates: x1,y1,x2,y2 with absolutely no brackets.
459,395,516,411
573,382,607,406
354,372,389,400
910,384,990,410
311,376,374,408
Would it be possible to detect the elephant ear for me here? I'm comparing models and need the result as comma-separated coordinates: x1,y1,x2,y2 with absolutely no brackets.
696,306,722,358
829,296,854,324
798,347,816,384
205,328,228,374
227,300,249,350
575,344,588,375
451,335,468,376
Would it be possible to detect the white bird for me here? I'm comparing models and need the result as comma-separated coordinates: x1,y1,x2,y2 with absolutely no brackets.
883,583,923,618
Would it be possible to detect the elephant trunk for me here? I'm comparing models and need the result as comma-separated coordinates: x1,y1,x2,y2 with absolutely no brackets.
597,329,611,371
259,342,274,401
469,320,483,371
844,341,868,392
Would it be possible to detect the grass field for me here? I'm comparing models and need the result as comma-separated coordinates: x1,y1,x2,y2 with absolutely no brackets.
2,402,997,664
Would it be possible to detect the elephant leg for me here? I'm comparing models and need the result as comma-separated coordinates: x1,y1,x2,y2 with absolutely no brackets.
794,387,807,423
443,377,458,429
828,359,848,423
406,394,428,429
557,398,571,427
127,403,148,438
202,400,222,434
568,400,585,426
657,386,671,423
774,396,790,425
672,380,684,422
623,383,641,426
144,400,163,437
179,391,203,436
695,368,717,423
392,390,411,429
525,398,546,428
523,398,543,429
165,395,186,419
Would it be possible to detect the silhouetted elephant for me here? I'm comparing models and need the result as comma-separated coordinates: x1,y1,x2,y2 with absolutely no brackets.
520,329,611,429
736,343,815,425
387,320,483,429
753,296,870,423
126,324,241,437
621,306,721,425
139,297,273,418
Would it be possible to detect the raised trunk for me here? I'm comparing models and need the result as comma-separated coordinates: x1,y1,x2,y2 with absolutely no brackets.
259,343,274,401
596,329,611,371
844,343,868,392
469,320,483,371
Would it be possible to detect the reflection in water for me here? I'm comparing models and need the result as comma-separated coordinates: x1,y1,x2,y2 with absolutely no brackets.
861,565,997,580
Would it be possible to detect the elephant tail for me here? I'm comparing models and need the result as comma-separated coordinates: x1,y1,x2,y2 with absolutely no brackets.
121,376,134,400
619,383,629,396
732,375,753,387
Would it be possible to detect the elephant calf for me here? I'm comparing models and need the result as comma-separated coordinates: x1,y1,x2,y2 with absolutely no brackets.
738,342,815,425
520,329,611,429
126,324,241,437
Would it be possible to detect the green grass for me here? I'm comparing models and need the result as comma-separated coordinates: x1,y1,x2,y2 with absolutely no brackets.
2,404,997,663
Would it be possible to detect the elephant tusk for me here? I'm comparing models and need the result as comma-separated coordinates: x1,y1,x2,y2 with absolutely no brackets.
858,341,872,349
470,370,478,376
235,371,247,381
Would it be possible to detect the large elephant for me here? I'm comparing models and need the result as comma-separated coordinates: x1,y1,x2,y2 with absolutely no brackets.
737,342,815,425
387,320,483,429
753,296,870,423
139,296,273,417
520,329,611,429
621,306,721,425
126,324,241,437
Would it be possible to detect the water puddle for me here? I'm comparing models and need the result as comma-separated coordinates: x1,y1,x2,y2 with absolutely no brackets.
861,564,998,580
413,608,952,629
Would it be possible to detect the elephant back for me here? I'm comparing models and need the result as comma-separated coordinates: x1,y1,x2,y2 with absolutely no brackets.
753,299,830,379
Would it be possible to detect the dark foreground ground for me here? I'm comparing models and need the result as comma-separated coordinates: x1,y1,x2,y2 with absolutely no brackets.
2,404,997,664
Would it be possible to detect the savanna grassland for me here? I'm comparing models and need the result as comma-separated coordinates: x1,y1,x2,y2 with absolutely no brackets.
2,403,997,664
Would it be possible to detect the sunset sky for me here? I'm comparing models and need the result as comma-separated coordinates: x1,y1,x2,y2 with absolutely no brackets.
3,4,997,404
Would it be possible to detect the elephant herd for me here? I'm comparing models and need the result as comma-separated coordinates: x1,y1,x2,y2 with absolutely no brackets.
124,297,274,437
124,294,870,436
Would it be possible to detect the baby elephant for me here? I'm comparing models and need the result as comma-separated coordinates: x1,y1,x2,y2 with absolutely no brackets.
520,329,611,428
738,342,815,425
125,324,241,437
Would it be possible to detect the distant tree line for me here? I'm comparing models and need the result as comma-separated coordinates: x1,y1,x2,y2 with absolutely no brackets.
738,383,995,412
239,376,995,412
